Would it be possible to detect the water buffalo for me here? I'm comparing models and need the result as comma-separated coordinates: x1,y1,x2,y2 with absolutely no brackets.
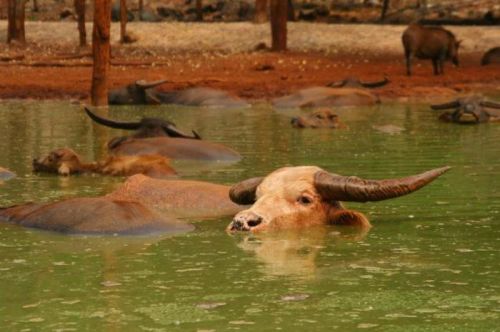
85,108,241,161
227,165,450,232
0,167,15,182
327,77,389,89
273,87,379,108
32,148,176,178
109,79,250,108
402,23,460,76
430,97,500,124
0,175,243,234
85,107,200,139
481,47,500,66
290,109,345,129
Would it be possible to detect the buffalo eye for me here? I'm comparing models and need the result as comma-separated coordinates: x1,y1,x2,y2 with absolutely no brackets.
297,195,313,205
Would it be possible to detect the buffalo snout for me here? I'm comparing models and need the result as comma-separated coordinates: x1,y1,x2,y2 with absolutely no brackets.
228,211,263,232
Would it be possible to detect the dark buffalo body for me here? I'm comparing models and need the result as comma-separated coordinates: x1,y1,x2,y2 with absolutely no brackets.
431,97,500,124
402,23,460,76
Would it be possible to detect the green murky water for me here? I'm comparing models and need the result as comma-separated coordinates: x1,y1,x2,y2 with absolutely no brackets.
0,100,499,331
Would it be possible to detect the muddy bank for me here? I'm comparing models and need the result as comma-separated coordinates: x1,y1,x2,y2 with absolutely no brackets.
0,22,499,102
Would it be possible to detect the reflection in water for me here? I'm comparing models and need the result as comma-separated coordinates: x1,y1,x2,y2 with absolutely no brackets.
235,226,370,279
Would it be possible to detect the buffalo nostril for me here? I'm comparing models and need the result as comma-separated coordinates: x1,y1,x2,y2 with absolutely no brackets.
247,217,262,228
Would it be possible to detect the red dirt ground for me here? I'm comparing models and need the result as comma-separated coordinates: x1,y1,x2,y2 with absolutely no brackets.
0,51,499,103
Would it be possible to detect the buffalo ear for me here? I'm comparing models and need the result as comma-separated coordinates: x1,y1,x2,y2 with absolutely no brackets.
229,177,264,205
327,209,371,228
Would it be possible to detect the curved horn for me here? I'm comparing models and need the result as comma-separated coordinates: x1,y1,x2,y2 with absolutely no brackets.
229,177,265,205
359,77,390,88
84,107,141,130
135,79,168,89
430,100,460,110
163,124,202,140
327,79,347,88
314,166,451,202
480,100,500,109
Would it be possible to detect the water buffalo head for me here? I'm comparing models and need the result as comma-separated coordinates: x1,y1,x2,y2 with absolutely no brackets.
33,148,84,175
327,77,390,89
291,109,345,129
84,107,201,139
227,166,450,232
431,97,500,124
108,79,168,105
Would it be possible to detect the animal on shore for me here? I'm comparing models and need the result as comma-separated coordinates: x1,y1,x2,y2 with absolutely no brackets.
481,47,500,66
0,175,243,234
402,23,460,76
290,109,345,128
32,148,177,178
273,87,379,108
108,79,249,108
430,97,500,124
326,77,389,89
227,165,450,232
85,108,241,161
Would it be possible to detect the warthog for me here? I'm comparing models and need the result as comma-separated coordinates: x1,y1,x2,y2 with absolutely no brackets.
431,97,500,124
32,148,176,178
402,23,460,76
227,165,450,232
290,109,345,129
481,47,500,66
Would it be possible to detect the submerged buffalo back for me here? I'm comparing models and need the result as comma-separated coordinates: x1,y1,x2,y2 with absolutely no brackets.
0,197,193,235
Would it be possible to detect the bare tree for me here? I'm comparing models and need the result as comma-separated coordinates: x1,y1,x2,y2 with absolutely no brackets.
254,0,268,23
270,0,287,51
119,0,128,42
91,0,112,106
196,0,203,21
138,0,143,21
380,0,390,21
7,0,27,44
74,0,87,47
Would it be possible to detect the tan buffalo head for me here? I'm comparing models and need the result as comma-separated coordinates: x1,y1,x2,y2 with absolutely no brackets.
33,148,84,176
227,166,450,232
291,109,345,129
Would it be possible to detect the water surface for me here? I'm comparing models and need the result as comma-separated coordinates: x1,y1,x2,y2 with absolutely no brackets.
0,101,499,331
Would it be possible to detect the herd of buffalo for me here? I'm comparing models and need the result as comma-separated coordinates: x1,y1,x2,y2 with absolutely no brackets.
0,23,499,235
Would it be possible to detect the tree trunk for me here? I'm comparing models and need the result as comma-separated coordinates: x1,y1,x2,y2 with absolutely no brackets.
91,0,112,106
7,0,27,44
138,0,143,21
119,0,127,42
270,0,287,51
33,0,39,12
254,0,268,23
380,0,390,21
287,0,295,21
74,0,87,47
196,0,203,21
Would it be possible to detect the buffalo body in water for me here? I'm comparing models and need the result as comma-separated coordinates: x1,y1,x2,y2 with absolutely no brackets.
431,97,500,124
85,108,240,161
109,79,249,108
0,175,242,235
